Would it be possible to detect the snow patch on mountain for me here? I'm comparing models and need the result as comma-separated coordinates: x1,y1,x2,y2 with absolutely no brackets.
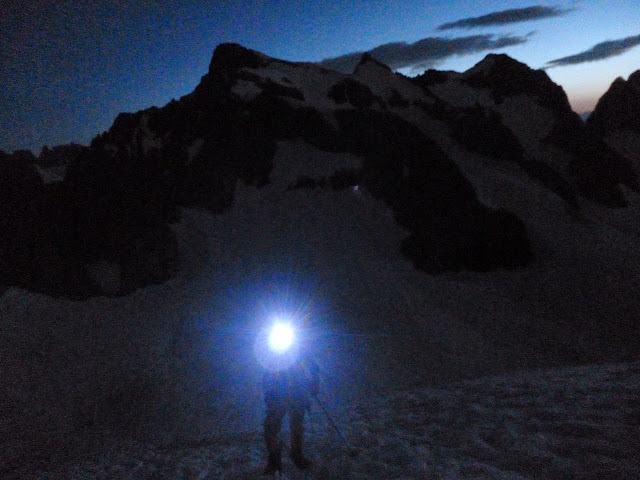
496,95,554,153
239,61,346,110
352,56,426,106
186,138,205,165
444,140,569,220
34,164,66,183
139,113,163,154
230,78,263,101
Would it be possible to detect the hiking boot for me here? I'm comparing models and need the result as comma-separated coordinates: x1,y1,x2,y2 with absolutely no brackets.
262,449,282,475
291,451,312,470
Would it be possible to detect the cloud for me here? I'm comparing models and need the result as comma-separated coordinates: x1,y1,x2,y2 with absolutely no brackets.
545,34,640,67
320,34,530,74
437,5,572,30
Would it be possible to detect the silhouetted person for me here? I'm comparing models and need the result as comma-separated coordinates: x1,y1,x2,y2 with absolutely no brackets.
262,354,319,475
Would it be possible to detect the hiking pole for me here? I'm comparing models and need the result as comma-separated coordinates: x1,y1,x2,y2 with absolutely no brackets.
312,395,360,457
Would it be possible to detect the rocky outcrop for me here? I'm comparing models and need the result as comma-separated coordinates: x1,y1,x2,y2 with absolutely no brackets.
587,71,640,135
354,53,393,73
37,143,87,168
413,54,637,206
586,72,640,187
461,54,569,110
328,78,384,108
207,42,271,73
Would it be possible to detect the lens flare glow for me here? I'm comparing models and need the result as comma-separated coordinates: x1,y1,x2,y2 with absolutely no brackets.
268,322,294,353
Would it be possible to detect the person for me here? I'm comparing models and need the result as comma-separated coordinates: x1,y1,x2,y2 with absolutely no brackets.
262,354,319,475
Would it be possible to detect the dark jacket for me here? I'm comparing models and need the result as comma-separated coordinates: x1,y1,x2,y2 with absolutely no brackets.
263,355,319,408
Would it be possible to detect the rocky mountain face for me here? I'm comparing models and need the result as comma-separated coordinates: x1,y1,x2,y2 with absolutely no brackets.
1,44,638,297
412,54,638,207
586,70,640,183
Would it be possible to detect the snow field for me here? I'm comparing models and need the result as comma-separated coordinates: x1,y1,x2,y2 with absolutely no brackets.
3,139,640,478
13,361,639,479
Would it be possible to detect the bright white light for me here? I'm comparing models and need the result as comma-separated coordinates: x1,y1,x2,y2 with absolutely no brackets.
268,322,294,353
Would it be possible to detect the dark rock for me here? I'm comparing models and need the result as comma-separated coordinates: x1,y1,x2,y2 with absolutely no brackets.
9,149,38,164
37,143,87,167
413,69,450,87
388,89,410,108
248,93,301,139
451,106,524,162
329,168,359,191
208,43,269,73
293,107,339,151
259,79,305,101
587,71,640,135
287,176,322,191
355,53,392,73
328,78,383,108
582,71,640,203
414,53,637,207
285,169,360,192
0,153,95,298
237,71,305,101
402,208,532,273
118,224,179,293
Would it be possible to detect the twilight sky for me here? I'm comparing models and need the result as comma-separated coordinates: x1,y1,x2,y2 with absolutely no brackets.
1,0,639,153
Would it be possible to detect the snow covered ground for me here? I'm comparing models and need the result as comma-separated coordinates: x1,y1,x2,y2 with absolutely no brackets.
12,361,640,479
2,140,640,478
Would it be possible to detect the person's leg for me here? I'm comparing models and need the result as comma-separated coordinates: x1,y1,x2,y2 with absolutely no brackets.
289,405,311,469
263,401,286,474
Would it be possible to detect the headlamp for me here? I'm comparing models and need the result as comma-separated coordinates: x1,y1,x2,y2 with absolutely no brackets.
268,322,294,353
255,317,301,371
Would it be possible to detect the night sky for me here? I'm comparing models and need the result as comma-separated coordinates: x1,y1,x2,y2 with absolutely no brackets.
1,0,639,153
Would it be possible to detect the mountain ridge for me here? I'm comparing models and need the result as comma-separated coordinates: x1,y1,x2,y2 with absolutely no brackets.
1,43,639,298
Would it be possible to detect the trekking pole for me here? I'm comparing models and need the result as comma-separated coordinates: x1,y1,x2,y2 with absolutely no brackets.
312,395,360,457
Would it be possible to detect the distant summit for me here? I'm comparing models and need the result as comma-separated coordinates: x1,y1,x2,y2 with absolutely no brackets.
587,70,640,182
412,52,636,206
354,53,393,74
587,70,640,135
462,54,572,112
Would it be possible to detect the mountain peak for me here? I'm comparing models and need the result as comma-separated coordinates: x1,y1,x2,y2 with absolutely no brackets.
587,70,640,135
208,43,270,74
461,52,572,114
464,53,531,79
354,53,392,74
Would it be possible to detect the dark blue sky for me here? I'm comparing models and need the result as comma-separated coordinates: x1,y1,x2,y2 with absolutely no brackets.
2,0,639,153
